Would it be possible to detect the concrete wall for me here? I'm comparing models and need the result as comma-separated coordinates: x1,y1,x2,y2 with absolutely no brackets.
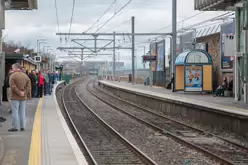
99,82,248,137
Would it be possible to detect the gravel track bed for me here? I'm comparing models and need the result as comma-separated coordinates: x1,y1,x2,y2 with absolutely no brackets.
63,82,149,165
55,81,95,165
92,82,248,164
77,79,219,165
97,82,248,148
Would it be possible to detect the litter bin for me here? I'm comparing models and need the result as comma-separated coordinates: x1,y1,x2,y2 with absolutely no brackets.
144,77,150,86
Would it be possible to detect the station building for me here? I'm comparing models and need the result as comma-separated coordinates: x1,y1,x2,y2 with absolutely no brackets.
194,0,246,101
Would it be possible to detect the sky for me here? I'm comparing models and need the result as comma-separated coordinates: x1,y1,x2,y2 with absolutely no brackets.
3,0,228,68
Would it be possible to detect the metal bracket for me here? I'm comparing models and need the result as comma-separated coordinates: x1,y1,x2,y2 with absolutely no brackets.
236,52,243,58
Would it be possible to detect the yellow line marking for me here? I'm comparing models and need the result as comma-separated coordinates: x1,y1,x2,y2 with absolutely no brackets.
28,98,43,165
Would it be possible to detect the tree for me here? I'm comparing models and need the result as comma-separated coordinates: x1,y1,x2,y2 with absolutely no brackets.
3,40,34,55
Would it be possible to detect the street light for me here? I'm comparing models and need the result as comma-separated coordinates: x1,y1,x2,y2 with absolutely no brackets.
43,45,51,54
37,39,46,56
36,39,46,70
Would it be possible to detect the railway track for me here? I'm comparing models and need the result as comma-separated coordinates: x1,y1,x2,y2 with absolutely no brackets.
61,80,158,165
88,79,248,165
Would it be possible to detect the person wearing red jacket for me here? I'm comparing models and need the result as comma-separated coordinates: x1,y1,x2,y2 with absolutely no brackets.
38,71,45,98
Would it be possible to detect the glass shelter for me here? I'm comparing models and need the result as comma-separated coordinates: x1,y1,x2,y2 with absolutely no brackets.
175,50,213,92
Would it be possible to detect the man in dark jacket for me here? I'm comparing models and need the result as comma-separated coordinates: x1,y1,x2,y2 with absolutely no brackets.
29,71,36,98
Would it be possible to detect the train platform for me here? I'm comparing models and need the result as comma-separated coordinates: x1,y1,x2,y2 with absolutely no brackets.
99,80,248,116
0,81,88,165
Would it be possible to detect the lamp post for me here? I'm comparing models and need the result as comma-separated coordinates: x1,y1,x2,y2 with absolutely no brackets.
42,46,51,70
37,39,46,55
37,39,46,70
47,49,55,71
43,45,51,54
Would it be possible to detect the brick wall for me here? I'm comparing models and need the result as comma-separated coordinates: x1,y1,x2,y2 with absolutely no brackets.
196,33,221,88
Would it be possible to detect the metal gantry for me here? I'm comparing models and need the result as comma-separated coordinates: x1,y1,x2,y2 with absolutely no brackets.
56,16,172,84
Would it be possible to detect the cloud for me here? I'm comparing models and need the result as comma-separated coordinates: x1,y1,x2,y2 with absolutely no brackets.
4,0,227,64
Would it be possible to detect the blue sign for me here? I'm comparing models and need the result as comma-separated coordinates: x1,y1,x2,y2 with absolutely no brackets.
221,21,235,70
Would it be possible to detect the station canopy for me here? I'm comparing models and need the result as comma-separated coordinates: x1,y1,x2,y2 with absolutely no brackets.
194,0,238,11
5,0,38,10
175,50,212,65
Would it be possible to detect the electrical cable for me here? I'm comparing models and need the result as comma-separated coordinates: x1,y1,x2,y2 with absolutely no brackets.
152,11,206,32
96,0,133,32
84,0,118,33
68,0,76,41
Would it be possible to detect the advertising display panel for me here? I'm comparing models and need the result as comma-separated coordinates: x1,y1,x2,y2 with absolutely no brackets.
185,65,203,92
156,40,165,71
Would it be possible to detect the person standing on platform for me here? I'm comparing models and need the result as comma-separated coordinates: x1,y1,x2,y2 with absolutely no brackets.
38,71,45,98
8,63,31,132
48,70,52,95
51,71,55,93
25,70,32,100
22,67,26,73
59,73,62,81
5,69,14,114
35,70,39,97
43,70,49,95
29,70,36,98
54,71,58,84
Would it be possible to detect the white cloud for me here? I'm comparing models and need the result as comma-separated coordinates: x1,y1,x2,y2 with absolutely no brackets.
3,0,227,65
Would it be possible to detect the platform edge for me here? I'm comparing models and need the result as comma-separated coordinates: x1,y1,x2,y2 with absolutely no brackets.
53,81,88,165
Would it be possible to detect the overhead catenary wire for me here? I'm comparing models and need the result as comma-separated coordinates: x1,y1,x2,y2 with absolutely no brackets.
68,0,76,41
152,11,206,32
95,0,133,32
83,0,118,33
118,12,233,48
77,0,133,58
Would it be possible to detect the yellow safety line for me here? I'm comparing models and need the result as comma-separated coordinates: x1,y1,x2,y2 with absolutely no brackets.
28,98,43,165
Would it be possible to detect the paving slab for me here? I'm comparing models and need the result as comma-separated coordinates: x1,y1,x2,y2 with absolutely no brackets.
0,98,39,165
100,80,248,113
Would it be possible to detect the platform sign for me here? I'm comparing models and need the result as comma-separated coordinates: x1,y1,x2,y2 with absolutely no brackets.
185,65,202,92
34,56,42,63
142,55,156,62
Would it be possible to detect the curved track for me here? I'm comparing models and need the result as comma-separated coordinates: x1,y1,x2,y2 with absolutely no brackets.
89,79,248,165
61,80,158,165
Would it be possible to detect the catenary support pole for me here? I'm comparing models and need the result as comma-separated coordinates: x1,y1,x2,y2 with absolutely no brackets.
235,9,240,101
80,50,83,77
172,0,177,92
113,31,116,81
170,37,172,77
244,1,248,103
132,16,135,84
